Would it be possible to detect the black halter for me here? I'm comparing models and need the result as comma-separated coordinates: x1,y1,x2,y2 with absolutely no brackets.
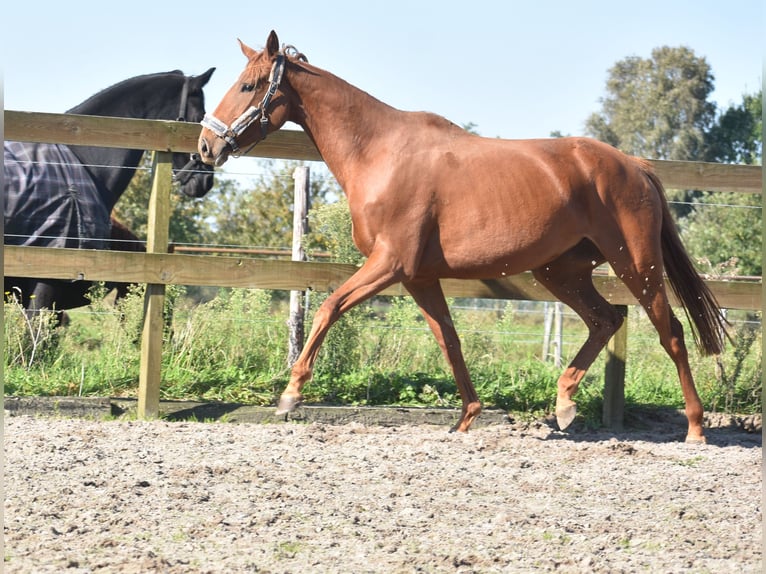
173,76,205,184
176,76,191,122
200,46,304,156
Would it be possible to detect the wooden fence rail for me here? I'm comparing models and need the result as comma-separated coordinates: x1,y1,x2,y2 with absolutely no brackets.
6,110,763,193
4,110,763,425
4,247,761,309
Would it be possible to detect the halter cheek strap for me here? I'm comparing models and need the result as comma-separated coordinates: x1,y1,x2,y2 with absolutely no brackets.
200,53,287,156
173,76,206,183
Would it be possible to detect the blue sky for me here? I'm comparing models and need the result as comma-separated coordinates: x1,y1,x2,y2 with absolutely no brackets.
3,0,762,141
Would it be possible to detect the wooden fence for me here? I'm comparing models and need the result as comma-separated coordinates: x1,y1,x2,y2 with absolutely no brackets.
5,110,763,426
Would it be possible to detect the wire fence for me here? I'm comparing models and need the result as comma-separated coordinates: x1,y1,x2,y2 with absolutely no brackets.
5,152,761,253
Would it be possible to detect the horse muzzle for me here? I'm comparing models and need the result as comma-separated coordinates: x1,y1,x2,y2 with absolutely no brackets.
198,132,231,167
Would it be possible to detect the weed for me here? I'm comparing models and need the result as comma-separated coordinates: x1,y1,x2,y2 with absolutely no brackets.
4,280,761,425
676,456,707,468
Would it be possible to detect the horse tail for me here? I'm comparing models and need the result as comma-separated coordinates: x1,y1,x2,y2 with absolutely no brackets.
636,158,728,356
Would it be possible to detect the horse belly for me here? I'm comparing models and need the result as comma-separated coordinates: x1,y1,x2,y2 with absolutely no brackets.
418,214,581,280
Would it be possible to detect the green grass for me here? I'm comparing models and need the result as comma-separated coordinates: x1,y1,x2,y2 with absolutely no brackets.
4,285,761,427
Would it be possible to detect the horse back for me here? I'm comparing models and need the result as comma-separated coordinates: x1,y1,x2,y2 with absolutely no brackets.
360,133,658,279
4,141,110,249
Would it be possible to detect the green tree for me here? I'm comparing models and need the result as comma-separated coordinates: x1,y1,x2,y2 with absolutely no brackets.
705,89,762,165
200,160,338,251
585,46,716,161
305,196,363,264
682,89,762,277
584,49,761,277
682,192,761,277
113,153,208,246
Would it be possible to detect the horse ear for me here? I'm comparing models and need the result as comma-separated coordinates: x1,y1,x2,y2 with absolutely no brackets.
238,39,258,60
193,67,216,88
265,30,279,58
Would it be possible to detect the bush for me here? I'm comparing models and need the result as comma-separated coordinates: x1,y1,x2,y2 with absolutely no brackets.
4,282,761,424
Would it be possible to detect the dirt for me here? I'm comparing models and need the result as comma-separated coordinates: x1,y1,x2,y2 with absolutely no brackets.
3,408,762,573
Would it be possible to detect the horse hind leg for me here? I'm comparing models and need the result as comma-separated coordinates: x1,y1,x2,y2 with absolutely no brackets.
608,253,705,443
532,249,624,431
403,279,482,432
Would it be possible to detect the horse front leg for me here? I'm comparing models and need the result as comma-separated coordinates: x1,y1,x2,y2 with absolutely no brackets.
404,279,482,432
276,252,403,416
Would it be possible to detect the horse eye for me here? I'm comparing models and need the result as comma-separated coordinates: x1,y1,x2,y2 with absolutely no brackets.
241,83,256,93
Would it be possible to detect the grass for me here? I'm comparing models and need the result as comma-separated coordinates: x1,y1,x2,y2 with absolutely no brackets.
3,284,761,427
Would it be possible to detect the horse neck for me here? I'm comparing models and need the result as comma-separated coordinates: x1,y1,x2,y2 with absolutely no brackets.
65,75,183,209
66,145,144,211
287,62,400,189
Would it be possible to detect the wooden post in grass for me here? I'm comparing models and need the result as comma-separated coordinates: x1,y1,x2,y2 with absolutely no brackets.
137,151,172,419
603,264,628,429
287,166,310,366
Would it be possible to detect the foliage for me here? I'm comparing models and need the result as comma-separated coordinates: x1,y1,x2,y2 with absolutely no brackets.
585,46,718,221
5,286,760,424
305,197,364,264
198,160,339,250
585,45,716,161
164,288,288,402
584,47,761,275
681,191,762,277
711,319,762,414
3,299,61,371
113,152,209,245
705,90,763,165
4,285,145,396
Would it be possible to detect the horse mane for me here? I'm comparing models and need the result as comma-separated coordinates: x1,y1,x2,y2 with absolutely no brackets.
66,71,187,114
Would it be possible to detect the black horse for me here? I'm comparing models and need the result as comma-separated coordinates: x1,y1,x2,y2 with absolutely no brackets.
4,68,216,317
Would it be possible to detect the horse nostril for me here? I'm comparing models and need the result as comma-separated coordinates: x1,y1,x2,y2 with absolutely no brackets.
199,137,210,157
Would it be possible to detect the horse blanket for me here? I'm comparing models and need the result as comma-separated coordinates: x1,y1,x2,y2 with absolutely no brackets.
4,141,110,249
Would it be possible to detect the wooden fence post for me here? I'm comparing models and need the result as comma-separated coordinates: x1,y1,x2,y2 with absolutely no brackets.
542,301,564,367
603,304,628,430
137,151,172,419
287,165,310,366
542,302,552,360
553,302,563,368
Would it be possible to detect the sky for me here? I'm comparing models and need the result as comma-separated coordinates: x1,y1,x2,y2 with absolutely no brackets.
3,1,762,144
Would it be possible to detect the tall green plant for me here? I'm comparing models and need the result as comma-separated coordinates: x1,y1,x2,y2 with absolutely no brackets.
165,288,288,402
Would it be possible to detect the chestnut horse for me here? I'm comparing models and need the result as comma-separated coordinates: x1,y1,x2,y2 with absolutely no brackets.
198,31,727,442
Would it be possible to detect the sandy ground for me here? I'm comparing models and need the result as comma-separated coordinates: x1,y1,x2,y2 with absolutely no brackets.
3,411,762,573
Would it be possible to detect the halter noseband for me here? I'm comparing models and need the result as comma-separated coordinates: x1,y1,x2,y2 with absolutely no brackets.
200,46,301,156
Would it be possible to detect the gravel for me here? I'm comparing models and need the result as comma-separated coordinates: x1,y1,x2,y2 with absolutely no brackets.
3,412,762,573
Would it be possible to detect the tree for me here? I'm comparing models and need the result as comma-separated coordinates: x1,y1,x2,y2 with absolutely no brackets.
682,89,762,277
585,46,716,161
705,89,762,165
586,46,719,220
681,191,761,277
113,152,208,246
200,160,339,252
584,48,761,277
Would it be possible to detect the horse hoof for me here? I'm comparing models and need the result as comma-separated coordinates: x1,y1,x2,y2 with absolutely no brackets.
449,402,482,433
685,435,707,445
275,394,303,416
555,402,577,431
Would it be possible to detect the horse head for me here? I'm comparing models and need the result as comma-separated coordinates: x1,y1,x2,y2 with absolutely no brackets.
198,31,303,167
173,67,217,198
172,152,214,198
